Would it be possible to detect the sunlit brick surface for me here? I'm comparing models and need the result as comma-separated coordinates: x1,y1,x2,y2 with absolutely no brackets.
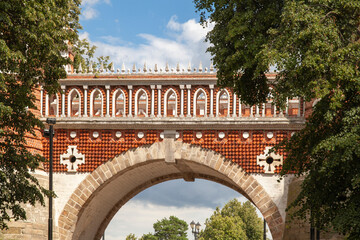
42,130,289,173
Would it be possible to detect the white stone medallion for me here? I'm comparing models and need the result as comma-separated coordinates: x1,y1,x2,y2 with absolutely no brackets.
218,132,225,139
60,145,85,172
256,146,283,173
242,132,250,139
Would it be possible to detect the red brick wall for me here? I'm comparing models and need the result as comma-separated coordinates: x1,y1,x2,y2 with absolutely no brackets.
42,129,290,173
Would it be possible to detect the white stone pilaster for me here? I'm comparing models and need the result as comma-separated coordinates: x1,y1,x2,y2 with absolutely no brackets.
128,85,133,117
180,85,184,117
61,85,66,117
186,85,191,117
105,85,110,117
238,99,242,117
262,103,265,117
209,85,214,117
233,92,237,117
255,105,260,117
150,85,155,117
45,94,49,117
40,86,44,117
83,85,88,117
157,85,162,117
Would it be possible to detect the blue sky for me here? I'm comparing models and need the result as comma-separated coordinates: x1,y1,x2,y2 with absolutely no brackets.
79,0,213,71
78,1,268,239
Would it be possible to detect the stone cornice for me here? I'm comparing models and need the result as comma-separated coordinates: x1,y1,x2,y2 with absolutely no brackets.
60,73,277,86
42,117,305,130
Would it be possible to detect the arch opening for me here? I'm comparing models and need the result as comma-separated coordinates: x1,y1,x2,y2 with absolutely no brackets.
165,89,177,117
68,89,81,117
106,178,273,239
58,142,285,240
135,89,148,117
91,89,104,117
217,89,229,117
113,89,125,117
194,89,207,117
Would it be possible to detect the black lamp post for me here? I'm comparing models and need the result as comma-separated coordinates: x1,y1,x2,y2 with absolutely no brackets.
190,221,201,240
44,118,56,240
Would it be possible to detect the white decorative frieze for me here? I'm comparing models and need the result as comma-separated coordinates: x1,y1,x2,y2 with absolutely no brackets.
60,146,85,172
256,146,283,174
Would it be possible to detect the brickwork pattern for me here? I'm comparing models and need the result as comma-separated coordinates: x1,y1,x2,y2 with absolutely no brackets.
42,129,290,173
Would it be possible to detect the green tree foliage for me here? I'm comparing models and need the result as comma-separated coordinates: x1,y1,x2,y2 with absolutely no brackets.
0,0,80,229
126,233,138,240
195,0,360,238
141,233,158,240
141,216,188,240
73,38,113,72
199,199,263,240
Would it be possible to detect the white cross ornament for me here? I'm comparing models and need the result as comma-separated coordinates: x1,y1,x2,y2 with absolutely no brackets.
256,146,283,174
60,145,85,172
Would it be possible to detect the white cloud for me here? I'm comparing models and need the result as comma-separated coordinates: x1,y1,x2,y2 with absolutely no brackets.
82,7,98,20
82,16,214,70
105,200,214,240
81,0,111,20
104,180,257,240
105,196,262,240
79,31,90,40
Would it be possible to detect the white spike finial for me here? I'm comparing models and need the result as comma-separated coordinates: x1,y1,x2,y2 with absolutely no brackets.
165,62,169,72
110,63,114,73
78,62,83,73
198,61,203,72
154,64,158,72
143,62,147,72
121,63,126,73
132,63,137,73
176,63,180,72
210,62,214,73
187,62,191,72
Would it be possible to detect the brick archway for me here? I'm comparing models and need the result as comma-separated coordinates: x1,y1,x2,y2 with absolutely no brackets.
58,141,284,240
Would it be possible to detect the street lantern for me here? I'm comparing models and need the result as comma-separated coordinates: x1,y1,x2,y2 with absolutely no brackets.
190,220,201,240
44,118,56,240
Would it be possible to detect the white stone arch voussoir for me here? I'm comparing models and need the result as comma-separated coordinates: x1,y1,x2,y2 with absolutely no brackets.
58,141,285,240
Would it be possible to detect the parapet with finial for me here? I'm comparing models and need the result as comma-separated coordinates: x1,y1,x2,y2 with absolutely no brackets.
70,62,217,75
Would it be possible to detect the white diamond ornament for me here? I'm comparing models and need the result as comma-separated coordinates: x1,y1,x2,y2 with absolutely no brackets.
256,146,283,174
60,146,85,172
